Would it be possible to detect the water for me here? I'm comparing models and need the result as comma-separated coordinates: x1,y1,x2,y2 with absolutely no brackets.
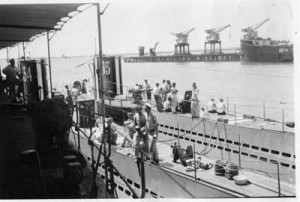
0,57,294,122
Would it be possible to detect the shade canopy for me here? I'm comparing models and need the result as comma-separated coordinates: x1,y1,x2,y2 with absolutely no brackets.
0,3,89,50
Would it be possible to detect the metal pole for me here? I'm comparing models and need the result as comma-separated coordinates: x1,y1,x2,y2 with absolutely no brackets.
6,47,9,63
238,134,241,169
46,31,53,97
263,100,265,120
22,42,26,61
227,96,229,115
76,104,81,150
282,109,285,132
193,144,197,180
277,162,281,196
234,104,236,125
177,123,180,147
96,3,108,196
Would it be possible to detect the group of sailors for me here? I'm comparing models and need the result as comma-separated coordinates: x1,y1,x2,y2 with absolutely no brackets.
93,103,160,165
132,79,227,119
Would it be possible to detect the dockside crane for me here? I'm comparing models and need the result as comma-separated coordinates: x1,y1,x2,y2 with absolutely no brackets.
150,42,159,56
171,28,195,55
241,18,269,40
204,24,230,54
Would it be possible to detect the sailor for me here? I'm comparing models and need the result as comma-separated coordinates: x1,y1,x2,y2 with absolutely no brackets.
81,79,87,94
170,82,178,114
3,59,19,102
145,103,159,165
144,79,151,101
106,117,118,145
92,116,104,143
217,98,226,115
163,97,172,112
165,80,171,95
121,112,135,148
92,117,118,145
200,107,209,117
153,83,163,112
207,98,217,113
190,82,200,119
132,105,148,158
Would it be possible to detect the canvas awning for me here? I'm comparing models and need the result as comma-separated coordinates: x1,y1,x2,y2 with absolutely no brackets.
0,3,90,50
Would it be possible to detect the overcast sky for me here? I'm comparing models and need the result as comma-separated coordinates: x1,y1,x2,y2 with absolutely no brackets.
0,0,296,58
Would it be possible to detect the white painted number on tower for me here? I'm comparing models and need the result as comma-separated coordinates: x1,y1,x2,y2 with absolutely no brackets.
103,61,111,75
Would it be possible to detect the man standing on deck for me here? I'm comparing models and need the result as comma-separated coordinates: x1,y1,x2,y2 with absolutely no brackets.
217,98,226,115
144,79,151,101
3,59,19,102
153,83,163,112
121,112,135,148
145,103,159,165
133,105,148,159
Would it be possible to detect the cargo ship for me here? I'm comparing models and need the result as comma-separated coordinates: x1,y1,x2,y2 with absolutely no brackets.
240,19,293,62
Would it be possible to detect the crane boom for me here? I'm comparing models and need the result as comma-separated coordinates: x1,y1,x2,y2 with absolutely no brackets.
205,24,230,34
171,28,195,36
241,18,269,32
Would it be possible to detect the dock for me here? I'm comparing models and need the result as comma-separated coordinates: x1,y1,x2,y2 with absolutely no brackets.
123,53,240,63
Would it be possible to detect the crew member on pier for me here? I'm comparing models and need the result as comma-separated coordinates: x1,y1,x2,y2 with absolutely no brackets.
145,103,159,165
190,82,200,119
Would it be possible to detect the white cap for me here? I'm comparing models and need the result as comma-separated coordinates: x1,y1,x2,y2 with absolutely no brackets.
145,103,152,109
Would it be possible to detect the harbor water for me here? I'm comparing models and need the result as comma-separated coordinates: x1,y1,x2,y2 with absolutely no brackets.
49,57,294,123
0,57,294,122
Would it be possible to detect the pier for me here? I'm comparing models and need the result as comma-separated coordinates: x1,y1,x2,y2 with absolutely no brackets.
124,53,240,63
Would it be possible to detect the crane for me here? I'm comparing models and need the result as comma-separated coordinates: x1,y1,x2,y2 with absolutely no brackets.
204,25,230,54
171,28,195,55
150,42,159,56
205,24,230,42
241,18,269,40
171,28,195,44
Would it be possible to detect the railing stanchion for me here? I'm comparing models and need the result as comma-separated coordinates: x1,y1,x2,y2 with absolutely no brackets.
263,100,265,120
282,109,285,132
234,104,237,126
238,134,241,169
227,96,229,115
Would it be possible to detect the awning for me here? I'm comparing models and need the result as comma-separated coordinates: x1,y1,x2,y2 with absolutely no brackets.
0,3,91,50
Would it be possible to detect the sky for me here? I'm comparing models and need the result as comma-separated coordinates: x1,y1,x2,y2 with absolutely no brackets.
0,0,296,58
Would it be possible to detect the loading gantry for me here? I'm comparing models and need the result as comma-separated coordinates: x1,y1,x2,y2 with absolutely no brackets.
204,24,230,54
171,28,195,55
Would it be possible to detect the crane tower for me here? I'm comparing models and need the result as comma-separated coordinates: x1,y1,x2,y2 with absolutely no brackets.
204,24,230,54
171,28,195,55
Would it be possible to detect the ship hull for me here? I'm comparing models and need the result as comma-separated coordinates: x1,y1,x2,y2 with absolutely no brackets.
240,40,293,62
95,101,295,185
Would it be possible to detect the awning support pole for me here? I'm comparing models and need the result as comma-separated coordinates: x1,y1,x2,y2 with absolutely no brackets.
46,30,53,97
22,42,26,61
6,47,9,63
